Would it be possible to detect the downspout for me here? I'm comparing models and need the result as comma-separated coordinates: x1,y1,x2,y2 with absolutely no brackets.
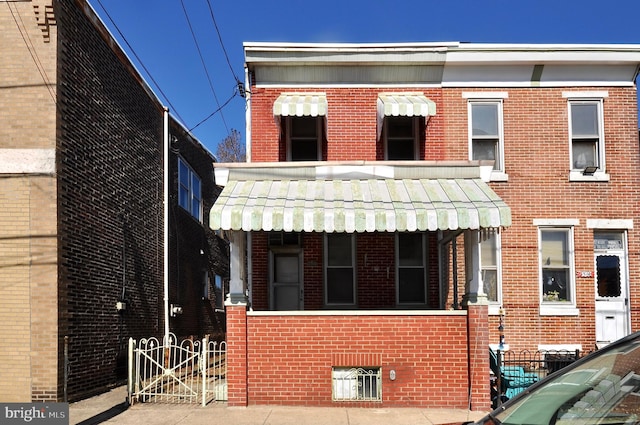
163,107,170,342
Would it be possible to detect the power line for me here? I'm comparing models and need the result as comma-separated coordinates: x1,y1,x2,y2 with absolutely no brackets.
189,90,237,132
5,2,56,103
94,0,188,126
179,0,230,135
204,0,241,84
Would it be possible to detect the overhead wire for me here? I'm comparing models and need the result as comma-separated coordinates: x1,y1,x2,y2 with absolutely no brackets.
204,0,241,85
5,2,56,103
179,0,230,135
94,0,188,126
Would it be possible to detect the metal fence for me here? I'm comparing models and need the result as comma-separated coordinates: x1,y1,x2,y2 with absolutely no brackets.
492,349,585,407
128,333,226,406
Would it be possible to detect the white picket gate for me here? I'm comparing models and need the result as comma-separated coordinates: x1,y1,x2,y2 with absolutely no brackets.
128,333,226,406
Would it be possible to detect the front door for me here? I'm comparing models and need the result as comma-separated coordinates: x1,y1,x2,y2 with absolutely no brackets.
594,232,630,346
270,251,303,310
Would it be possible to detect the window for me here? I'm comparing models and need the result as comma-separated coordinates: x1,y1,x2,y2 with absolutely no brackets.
384,116,419,160
178,157,202,221
332,367,381,401
569,100,604,172
480,231,501,305
469,101,504,172
397,233,426,305
540,228,575,304
325,233,355,305
286,116,322,161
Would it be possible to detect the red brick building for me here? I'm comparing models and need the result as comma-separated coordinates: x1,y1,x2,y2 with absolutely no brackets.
210,42,640,409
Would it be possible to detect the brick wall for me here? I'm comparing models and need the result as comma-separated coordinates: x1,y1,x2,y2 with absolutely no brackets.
0,1,59,402
56,0,165,400
245,312,470,407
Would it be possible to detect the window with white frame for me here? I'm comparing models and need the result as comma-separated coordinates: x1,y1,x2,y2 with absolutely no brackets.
568,99,604,172
325,233,355,305
286,116,322,161
178,157,202,222
397,233,426,305
384,116,420,160
469,100,504,172
480,231,501,305
540,228,575,304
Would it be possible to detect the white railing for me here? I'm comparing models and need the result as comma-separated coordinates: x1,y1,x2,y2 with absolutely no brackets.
128,333,226,406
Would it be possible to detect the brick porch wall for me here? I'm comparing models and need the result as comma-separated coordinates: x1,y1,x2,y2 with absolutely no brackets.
228,309,487,409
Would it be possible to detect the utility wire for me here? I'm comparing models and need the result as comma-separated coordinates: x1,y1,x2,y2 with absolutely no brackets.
94,0,188,126
204,0,241,84
179,0,230,135
189,90,237,132
5,2,56,103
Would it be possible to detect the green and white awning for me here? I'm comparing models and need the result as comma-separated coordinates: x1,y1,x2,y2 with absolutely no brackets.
273,93,328,117
377,93,436,117
210,163,510,233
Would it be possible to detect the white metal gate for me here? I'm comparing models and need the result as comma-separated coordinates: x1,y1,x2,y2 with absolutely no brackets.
128,333,226,406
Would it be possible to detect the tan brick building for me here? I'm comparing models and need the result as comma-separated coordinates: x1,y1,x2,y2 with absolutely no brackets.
0,0,226,402
210,42,640,409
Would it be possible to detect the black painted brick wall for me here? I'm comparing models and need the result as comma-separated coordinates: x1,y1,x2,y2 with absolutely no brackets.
56,0,164,400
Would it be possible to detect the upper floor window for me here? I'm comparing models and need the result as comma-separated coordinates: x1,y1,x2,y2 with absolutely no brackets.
286,116,323,161
325,233,355,305
469,100,504,172
383,116,420,160
396,233,426,305
178,157,202,222
480,231,502,307
569,100,603,171
564,92,609,181
273,93,327,162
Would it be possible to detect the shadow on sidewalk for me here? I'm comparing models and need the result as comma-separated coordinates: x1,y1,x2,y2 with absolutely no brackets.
76,402,129,425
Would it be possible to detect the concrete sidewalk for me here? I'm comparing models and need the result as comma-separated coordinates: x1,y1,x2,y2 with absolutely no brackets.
69,386,487,425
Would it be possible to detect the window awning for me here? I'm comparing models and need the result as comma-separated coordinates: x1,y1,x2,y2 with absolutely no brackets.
377,93,436,139
210,163,510,233
377,93,436,118
273,93,328,117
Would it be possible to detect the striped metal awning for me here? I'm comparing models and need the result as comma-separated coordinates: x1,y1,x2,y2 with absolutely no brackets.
377,93,436,117
273,93,328,117
210,170,510,233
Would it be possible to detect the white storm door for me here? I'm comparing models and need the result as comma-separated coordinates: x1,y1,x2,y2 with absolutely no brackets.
594,234,629,345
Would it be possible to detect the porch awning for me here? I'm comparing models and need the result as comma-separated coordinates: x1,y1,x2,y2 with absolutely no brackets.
273,93,328,117
210,163,511,233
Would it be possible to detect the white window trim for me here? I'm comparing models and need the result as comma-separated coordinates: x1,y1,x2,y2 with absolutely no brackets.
467,98,507,181
178,157,203,222
538,225,579,316
565,95,609,182
383,116,420,160
395,233,427,306
586,219,634,230
286,116,322,161
324,233,356,306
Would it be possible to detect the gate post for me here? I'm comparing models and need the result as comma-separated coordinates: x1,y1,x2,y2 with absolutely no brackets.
127,337,135,405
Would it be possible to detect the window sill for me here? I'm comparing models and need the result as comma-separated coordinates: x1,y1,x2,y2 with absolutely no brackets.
488,304,503,315
569,171,610,182
539,305,580,316
489,171,508,182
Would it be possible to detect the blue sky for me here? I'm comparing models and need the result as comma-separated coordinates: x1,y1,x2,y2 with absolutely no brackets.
89,0,640,155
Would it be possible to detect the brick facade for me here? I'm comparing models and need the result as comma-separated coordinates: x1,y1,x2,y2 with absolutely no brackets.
231,42,640,409
0,0,226,402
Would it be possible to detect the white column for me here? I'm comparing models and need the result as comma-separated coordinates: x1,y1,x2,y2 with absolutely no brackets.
463,229,488,306
227,231,247,305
